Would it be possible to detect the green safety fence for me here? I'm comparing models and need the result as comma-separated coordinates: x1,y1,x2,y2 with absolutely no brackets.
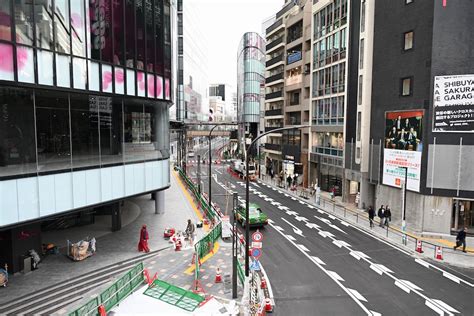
144,279,205,312
68,263,144,316
237,261,245,286
195,223,222,259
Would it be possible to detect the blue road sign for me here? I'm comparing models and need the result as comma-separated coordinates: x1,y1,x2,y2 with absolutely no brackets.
250,260,261,271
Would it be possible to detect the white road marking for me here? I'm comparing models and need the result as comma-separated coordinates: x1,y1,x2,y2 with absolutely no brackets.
370,311,382,316
286,210,299,216
442,272,461,284
330,224,347,234
269,222,377,316
278,206,289,211
339,220,350,227
291,197,297,200
284,194,289,197
281,217,304,237
286,235,296,241
308,205,315,209
328,215,336,220
318,231,334,238
327,271,345,282
273,225,284,231
311,256,326,265
264,197,273,202
332,240,352,248
394,280,411,293
317,209,324,214
305,222,320,229
431,299,460,314
271,201,282,206
295,216,308,222
425,300,444,315
415,258,430,268
370,264,393,276
215,169,222,174
296,244,310,252
347,288,368,302
267,219,275,224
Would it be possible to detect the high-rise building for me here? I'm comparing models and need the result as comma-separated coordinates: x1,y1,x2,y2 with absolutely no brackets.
264,0,312,185
209,96,226,122
209,84,235,121
345,1,474,235
237,32,266,153
177,0,209,123
0,0,174,272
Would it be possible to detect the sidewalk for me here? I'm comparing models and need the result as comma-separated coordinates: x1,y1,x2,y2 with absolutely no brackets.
0,168,237,312
259,176,474,268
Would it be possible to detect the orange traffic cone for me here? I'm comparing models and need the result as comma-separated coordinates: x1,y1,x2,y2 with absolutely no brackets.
264,298,273,313
435,246,443,260
215,267,222,283
175,239,182,251
415,240,424,253
98,305,106,316
261,278,267,289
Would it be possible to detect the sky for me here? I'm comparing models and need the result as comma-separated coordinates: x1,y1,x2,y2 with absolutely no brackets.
188,0,285,91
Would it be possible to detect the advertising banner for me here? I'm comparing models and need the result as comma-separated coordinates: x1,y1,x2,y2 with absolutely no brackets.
383,110,423,192
433,74,474,132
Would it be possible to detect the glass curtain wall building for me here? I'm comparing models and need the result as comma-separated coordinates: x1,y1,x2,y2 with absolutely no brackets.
0,0,172,230
237,32,265,150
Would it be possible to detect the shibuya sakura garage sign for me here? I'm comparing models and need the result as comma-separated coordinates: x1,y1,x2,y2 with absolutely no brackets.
433,75,474,132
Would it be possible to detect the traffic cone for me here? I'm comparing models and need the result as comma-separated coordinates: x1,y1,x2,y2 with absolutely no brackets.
415,240,424,253
98,305,106,316
264,298,273,313
435,246,443,260
261,278,267,289
215,267,222,283
175,239,182,251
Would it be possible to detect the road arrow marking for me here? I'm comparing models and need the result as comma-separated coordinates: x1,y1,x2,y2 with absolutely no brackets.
330,224,347,234
281,218,304,237
305,222,320,229
425,300,445,315
273,225,283,231
394,280,411,293
347,288,367,302
271,201,281,206
327,271,344,282
296,244,310,252
311,256,326,265
267,219,275,224
370,311,382,316
264,197,273,202
252,183,261,188
314,216,332,224
278,206,289,211
295,216,308,222
286,210,299,216
286,235,296,241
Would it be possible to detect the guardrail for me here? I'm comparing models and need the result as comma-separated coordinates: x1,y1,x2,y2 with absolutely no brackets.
68,263,144,316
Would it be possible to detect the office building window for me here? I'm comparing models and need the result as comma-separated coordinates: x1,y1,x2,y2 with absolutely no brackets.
356,112,361,141
404,31,413,50
35,90,72,173
401,77,412,96
360,1,365,33
0,87,37,177
358,75,363,105
14,1,33,45
54,0,71,54
359,38,364,69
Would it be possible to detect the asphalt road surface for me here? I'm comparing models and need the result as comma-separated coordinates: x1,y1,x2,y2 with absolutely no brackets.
186,143,474,316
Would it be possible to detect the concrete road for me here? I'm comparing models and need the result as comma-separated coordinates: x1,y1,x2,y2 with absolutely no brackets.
186,144,474,315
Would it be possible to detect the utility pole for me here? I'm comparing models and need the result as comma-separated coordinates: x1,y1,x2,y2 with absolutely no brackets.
232,192,238,299
197,154,202,194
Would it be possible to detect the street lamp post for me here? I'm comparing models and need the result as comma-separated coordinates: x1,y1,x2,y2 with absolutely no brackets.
244,125,310,276
399,166,408,245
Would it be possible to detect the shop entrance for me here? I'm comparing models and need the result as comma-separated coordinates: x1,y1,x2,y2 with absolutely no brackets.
451,199,474,235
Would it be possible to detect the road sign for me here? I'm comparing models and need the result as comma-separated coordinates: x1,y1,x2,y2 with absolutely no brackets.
250,259,261,271
251,248,262,259
251,241,262,249
252,231,263,242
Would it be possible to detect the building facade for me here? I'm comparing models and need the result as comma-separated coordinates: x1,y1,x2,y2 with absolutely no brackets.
209,83,235,121
237,32,266,152
264,0,312,186
0,0,173,272
344,1,474,235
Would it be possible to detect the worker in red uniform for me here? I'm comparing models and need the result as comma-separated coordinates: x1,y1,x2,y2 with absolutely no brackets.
138,224,150,253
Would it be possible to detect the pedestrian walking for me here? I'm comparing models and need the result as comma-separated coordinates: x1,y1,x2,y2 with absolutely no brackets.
368,206,375,228
286,175,292,189
138,224,150,253
185,219,196,247
453,227,468,253
384,205,391,227
377,205,385,228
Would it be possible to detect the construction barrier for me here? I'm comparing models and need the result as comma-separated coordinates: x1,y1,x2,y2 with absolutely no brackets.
68,263,144,316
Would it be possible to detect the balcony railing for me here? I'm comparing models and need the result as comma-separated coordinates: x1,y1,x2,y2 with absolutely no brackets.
287,51,302,64
265,126,283,133
312,146,344,157
266,54,284,67
264,143,282,151
265,90,283,100
266,36,283,51
266,19,283,34
265,108,282,116
265,72,284,84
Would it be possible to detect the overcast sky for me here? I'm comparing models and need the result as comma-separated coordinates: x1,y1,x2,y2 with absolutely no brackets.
188,0,284,91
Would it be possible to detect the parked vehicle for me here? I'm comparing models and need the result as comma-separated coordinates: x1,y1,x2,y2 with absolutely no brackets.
188,151,195,158
232,160,257,181
236,203,268,228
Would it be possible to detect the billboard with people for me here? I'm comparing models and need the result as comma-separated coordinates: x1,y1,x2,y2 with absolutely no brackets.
383,110,423,192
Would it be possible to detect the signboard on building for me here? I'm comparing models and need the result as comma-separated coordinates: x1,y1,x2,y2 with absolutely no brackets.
383,110,424,192
433,74,474,132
